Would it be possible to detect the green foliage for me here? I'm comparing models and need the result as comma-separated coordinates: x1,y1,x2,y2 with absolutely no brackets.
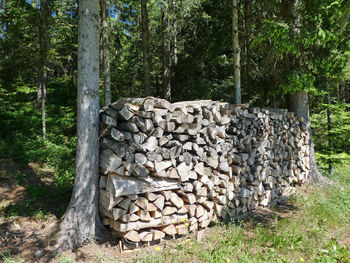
0,81,76,218
312,102,350,169
251,0,349,98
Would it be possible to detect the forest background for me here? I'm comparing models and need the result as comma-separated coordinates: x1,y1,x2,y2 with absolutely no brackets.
0,0,349,220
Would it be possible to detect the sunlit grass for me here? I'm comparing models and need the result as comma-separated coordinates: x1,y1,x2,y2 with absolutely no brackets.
135,166,350,263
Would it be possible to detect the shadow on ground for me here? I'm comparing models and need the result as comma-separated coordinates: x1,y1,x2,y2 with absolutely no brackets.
0,158,72,262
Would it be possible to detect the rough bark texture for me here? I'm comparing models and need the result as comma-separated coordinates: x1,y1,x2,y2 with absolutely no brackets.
162,0,171,100
39,0,49,141
287,91,332,186
141,0,151,96
101,0,111,106
243,0,249,92
232,0,241,104
56,0,104,251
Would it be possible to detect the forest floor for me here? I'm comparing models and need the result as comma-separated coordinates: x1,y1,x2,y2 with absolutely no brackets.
1,158,350,263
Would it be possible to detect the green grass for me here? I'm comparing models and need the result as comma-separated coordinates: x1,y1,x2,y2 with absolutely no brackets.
0,253,25,263
135,166,350,263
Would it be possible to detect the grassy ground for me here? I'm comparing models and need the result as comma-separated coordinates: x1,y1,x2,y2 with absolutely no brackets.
1,165,349,263
131,166,350,263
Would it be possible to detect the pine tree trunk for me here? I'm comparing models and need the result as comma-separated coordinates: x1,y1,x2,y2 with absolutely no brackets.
287,91,332,186
243,0,249,93
141,0,151,96
39,0,49,141
327,85,334,175
232,0,241,104
40,68,47,141
172,0,178,66
101,0,111,106
56,0,104,251
162,0,171,100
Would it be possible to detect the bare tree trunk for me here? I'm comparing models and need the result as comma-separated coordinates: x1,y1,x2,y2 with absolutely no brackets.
141,0,151,96
56,0,104,251
287,91,332,186
243,0,249,92
172,0,178,66
162,0,171,100
327,84,334,175
101,0,111,105
40,69,47,141
232,0,241,104
39,0,49,141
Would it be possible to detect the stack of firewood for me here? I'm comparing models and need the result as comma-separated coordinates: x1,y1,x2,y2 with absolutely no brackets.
98,97,309,247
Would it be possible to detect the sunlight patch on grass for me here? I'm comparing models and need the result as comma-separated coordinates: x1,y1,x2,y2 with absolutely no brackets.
135,166,350,263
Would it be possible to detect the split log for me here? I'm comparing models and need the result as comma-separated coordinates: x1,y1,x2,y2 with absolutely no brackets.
106,174,180,197
160,224,177,236
99,190,123,210
124,230,141,243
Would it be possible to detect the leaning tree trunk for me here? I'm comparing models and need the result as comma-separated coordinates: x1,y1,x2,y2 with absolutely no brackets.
287,91,332,186
56,0,104,251
141,0,151,96
162,0,171,100
232,0,241,104
101,0,111,106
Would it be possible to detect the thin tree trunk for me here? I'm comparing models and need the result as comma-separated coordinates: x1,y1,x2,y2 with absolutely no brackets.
39,0,49,141
162,0,171,100
243,0,249,92
341,80,346,103
40,69,47,141
287,91,332,186
101,0,111,105
56,0,104,251
172,0,178,66
232,0,241,104
327,84,334,175
141,0,151,96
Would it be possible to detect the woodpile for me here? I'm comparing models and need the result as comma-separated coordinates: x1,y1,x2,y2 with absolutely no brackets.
99,97,310,247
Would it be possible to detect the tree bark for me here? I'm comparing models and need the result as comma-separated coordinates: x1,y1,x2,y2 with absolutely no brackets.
56,0,104,251
101,0,111,105
232,0,241,104
243,0,249,93
287,91,332,186
172,0,178,66
162,0,171,100
141,0,151,96
327,85,334,175
39,0,49,141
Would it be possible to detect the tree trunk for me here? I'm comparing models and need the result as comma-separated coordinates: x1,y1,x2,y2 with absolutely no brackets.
287,91,332,186
56,0,104,251
172,0,178,66
232,0,241,104
162,0,171,100
243,0,249,93
327,85,334,175
101,0,111,105
39,0,49,141
141,0,151,96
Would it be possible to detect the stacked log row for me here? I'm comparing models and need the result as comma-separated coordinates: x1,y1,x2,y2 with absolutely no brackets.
99,97,309,246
